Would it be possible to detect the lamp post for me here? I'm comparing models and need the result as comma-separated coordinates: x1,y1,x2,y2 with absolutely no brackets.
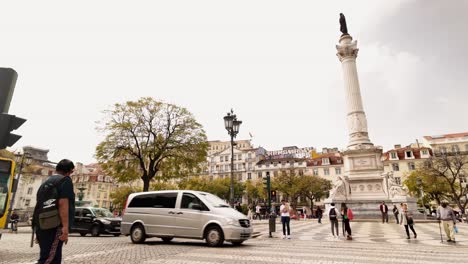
416,177,427,220
5,152,32,228
77,183,86,202
224,109,242,206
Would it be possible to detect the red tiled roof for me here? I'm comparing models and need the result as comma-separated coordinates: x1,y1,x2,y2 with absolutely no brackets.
382,147,432,161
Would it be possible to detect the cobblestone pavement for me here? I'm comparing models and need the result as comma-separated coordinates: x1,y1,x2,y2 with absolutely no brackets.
1,220,467,264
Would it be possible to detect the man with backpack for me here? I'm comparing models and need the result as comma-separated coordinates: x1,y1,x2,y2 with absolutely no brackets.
33,159,75,264
327,203,340,238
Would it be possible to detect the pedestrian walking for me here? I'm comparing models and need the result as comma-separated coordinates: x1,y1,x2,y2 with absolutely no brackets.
341,203,353,240
302,206,307,220
33,159,75,264
328,203,340,237
393,204,400,224
437,201,457,243
255,204,262,220
379,201,389,223
280,200,291,239
316,206,323,224
400,203,417,239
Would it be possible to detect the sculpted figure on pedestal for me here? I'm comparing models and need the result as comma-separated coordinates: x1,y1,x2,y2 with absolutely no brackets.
339,13,348,36
329,175,349,199
382,172,408,198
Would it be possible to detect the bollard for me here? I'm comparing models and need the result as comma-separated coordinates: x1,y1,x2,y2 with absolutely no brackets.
269,213,276,237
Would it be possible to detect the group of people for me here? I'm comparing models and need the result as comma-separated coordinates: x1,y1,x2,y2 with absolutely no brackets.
327,202,354,240
380,201,459,242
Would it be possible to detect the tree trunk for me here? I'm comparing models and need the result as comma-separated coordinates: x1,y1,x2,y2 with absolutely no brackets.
143,179,150,192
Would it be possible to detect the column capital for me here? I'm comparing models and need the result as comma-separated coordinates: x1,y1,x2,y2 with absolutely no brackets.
336,35,359,62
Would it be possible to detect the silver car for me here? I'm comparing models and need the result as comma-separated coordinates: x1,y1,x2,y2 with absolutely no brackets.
121,190,252,246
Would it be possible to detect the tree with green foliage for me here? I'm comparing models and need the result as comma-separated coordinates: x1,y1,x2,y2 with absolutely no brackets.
300,175,332,208
95,97,208,191
178,176,244,201
421,153,468,213
271,170,303,210
404,170,450,206
244,179,266,204
109,186,142,211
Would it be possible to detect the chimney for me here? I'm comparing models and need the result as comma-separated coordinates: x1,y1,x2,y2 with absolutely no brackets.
394,144,401,149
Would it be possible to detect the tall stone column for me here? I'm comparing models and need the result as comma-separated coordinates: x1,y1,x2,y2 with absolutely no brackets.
336,34,373,149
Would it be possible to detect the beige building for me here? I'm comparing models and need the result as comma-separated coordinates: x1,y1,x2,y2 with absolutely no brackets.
12,146,55,215
72,163,122,210
207,140,262,182
382,144,432,185
422,132,468,154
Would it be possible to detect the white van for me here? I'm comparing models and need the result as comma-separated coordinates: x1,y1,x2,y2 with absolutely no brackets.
121,190,252,246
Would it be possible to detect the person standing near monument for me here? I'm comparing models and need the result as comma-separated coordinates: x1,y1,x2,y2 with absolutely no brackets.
341,203,353,240
255,204,262,220
328,203,340,238
280,200,291,239
380,201,389,223
393,204,400,224
437,201,457,242
316,206,323,224
400,203,417,239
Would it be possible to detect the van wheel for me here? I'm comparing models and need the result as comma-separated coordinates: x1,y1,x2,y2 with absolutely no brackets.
161,237,173,243
91,225,100,237
231,241,244,246
130,224,146,244
79,232,87,237
205,226,224,247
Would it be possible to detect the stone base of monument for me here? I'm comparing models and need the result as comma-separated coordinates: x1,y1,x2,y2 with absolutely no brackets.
324,197,421,219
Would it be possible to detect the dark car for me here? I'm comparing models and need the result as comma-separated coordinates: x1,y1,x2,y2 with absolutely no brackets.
72,207,121,237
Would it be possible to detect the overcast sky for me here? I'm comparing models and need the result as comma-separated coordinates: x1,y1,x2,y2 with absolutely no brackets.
3,0,467,164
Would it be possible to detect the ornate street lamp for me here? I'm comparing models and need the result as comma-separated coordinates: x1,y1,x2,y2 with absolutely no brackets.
416,177,427,220
77,183,86,202
224,109,242,206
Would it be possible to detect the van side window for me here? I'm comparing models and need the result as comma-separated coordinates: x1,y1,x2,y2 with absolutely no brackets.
128,192,178,208
181,193,208,211
154,193,177,208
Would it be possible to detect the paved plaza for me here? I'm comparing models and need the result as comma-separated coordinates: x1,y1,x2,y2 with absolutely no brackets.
1,220,467,264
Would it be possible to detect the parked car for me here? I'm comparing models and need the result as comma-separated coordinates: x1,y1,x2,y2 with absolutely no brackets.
121,190,253,246
72,207,121,237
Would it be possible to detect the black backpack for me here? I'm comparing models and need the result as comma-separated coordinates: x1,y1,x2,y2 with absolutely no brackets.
329,208,337,220
33,176,67,230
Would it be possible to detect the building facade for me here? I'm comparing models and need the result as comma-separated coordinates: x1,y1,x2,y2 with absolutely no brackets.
382,144,433,185
422,132,468,155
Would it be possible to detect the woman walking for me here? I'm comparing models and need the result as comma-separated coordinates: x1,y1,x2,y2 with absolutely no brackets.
280,200,291,239
341,203,353,240
400,203,417,239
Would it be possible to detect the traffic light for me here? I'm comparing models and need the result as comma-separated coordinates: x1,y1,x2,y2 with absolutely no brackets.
0,114,26,149
0,68,18,113
262,174,270,189
270,190,277,201
0,68,26,149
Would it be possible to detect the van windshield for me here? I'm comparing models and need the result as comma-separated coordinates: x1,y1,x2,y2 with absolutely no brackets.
198,192,230,208
92,208,114,218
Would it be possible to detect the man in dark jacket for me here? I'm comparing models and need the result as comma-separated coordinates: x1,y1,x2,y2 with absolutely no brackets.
34,159,75,264
380,201,388,223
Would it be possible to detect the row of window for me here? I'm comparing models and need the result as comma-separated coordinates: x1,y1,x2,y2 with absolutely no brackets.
211,143,248,151
438,144,468,153
391,162,416,171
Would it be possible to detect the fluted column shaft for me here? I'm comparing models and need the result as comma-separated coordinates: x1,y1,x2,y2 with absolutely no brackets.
336,34,373,149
